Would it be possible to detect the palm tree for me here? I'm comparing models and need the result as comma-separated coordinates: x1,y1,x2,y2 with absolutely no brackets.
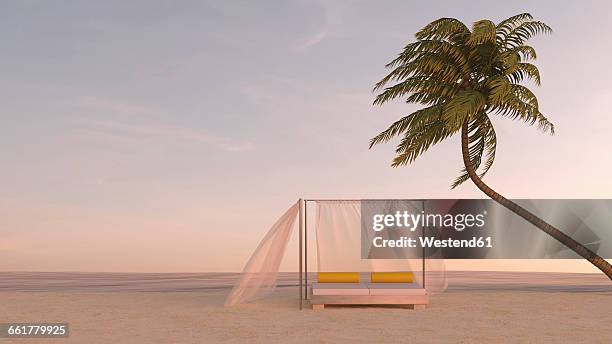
370,13,612,280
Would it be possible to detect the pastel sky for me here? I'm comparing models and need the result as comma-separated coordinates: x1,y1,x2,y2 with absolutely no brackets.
1,1,611,272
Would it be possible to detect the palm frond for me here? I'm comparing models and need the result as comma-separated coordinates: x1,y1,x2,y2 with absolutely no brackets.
441,90,487,131
489,84,554,134
503,21,552,48
374,53,463,96
505,45,537,61
467,20,496,46
391,119,457,167
383,40,468,71
415,18,470,42
369,105,443,148
516,63,541,85
485,76,511,105
451,113,497,188
496,13,533,40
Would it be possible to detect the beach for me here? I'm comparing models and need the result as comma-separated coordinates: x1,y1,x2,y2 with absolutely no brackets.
1,272,611,343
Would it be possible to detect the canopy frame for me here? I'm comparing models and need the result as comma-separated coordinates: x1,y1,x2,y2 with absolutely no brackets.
298,199,428,310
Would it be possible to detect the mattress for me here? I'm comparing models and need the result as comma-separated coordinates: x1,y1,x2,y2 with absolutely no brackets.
310,283,369,296
366,283,427,296
310,283,427,296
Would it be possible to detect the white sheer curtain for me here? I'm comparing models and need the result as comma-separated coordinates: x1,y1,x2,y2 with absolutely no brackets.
224,201,299,307
316,200,447,293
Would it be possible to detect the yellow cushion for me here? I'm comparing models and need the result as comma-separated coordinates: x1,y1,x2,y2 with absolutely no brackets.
317,272,360,283
370,272,414,283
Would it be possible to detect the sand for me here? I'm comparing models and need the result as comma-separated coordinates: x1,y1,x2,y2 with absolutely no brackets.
1,272,611,343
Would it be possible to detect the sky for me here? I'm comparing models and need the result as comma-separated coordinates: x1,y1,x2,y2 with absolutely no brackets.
1,0,612,272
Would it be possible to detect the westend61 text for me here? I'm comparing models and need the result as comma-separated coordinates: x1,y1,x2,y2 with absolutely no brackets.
372,236,493,248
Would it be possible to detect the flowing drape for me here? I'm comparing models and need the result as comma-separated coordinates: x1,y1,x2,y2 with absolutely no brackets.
224,201,299,306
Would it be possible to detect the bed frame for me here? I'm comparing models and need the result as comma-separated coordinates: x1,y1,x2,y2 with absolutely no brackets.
298,199,428,310
309,283,429,310
310,296,428,310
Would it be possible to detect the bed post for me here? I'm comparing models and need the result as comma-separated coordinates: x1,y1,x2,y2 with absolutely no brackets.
421,200,425,289
299,198,303,310
304,200,308,300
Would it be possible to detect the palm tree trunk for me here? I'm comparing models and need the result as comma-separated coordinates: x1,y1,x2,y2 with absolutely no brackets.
461,121,612,280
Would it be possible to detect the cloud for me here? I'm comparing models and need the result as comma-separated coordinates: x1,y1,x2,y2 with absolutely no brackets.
58,95,253,153
293,0,349,52
74,118,253,152
63,96,158,117
294,30,327,51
